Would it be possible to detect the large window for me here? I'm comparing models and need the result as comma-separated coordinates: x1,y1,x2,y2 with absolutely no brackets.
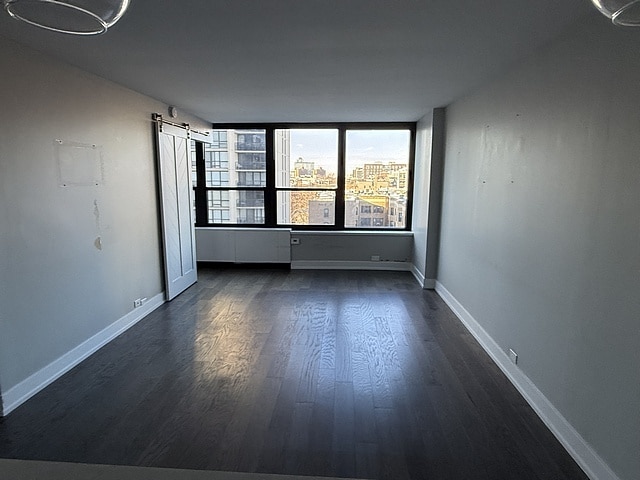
276,128,338,226
193,124,414,229
345,129,411,228
194,129,266,225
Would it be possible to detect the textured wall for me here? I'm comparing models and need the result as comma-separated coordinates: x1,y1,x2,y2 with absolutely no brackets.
439,16,640,480
0,37,207,397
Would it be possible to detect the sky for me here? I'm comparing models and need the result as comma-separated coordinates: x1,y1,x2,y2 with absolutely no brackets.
284,129,411,172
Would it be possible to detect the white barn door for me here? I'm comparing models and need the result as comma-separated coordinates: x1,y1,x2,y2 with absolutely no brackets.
156,123,197,300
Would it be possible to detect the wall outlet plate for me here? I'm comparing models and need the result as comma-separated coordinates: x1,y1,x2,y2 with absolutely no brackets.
371,255,380,261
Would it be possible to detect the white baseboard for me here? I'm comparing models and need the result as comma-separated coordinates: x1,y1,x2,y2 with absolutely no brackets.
410,265,436,290
423,278,436,289
410,264,426,287
435,282,620,480
291,260,411,271
1,293,165,416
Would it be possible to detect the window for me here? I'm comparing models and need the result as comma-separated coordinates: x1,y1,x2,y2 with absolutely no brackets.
209,209,230,223
190,140,198,188
193,129,266,225
237,171,266,186
211,130,228,149
206,191,231,224
206,171,229,187
193,124,414,229
237,152,266,170
236,133,265,151
275,128,338,226
208,191,229,208
345,129,411,229
205,151,228,169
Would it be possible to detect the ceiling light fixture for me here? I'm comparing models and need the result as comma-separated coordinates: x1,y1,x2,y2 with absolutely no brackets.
590,0,640,26
3,0,130,35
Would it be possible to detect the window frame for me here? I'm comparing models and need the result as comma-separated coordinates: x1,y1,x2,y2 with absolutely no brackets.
193,122,416,231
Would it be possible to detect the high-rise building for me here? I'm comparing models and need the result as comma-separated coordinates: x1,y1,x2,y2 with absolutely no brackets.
197,129,290,224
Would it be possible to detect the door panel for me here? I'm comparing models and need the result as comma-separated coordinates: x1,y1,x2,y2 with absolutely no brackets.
157,124,197,300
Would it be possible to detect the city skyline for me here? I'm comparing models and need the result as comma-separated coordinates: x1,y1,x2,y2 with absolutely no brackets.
195,128,410,228
288,129,410,170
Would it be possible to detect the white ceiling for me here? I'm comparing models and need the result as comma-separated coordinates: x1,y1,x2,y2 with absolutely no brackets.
0,0,595,123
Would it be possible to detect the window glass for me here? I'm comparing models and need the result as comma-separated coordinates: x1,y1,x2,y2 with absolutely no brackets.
205,151,228,169
237,152,266,170
206,190,264,224
206,191,230,224
206,171,229,187
236,190,265,224
193,125,413,230
190,140,198,187
236,132,265,151
345,130,410,229
277,191,336,225
237,171,264,186
211,131,228,149
274,129,338,189
205,129,266,188
208,190,230,208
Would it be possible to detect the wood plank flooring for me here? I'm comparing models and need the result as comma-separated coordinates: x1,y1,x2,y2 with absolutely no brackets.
0,268,588,479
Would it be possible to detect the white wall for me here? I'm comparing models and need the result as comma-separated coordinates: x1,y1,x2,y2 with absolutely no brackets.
411,114,432,283
412,108,445,288
425,109,445,284
438,15,639,480
0,36,209,413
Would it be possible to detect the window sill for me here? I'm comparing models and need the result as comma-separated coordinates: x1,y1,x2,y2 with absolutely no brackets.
195,226,413,237
293,230,413,237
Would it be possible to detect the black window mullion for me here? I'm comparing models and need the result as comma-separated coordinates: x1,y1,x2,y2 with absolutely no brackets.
194,141,207,226
203,122,416,231
335,127,346,229
404,128,417,230
264,127,276,227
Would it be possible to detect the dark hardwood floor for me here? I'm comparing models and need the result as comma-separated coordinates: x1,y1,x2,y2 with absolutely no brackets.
0,268,588,479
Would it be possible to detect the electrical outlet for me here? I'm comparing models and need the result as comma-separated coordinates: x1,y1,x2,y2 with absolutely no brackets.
133,298,143,308
371,255,380,261
509,348,518,365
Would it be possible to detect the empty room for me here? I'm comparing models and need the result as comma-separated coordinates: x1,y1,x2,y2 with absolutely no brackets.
0,1,638,480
